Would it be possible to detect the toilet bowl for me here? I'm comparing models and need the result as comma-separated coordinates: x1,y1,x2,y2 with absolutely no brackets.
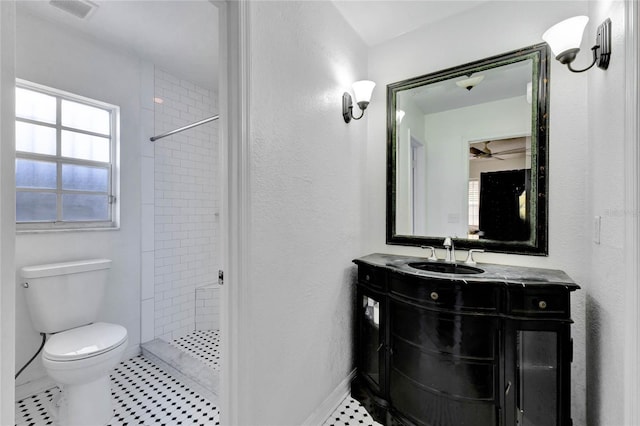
21,259,128,426
42,322,128,426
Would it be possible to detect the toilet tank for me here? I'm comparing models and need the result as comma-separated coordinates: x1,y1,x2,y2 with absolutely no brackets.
21,259,112,334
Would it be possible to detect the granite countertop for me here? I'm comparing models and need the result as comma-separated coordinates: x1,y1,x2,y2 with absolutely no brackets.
354,253,579,289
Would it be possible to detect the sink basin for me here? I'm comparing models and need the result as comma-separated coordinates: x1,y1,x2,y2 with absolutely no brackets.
408,262,484,275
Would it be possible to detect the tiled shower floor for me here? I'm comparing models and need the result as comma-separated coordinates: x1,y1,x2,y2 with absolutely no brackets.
169,329,220,372
15,356,219,426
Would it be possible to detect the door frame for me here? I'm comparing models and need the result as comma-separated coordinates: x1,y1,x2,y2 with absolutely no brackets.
0,1,16,423
217,0,251,423
624,0,640,424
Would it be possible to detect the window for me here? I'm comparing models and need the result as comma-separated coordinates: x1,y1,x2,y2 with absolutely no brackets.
15,80,119,230
468,179,480,239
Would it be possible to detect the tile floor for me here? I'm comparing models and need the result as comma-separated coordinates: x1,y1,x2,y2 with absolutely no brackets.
323,396,382,426
15,356,219,426
16,328,375,426
169,330,220,372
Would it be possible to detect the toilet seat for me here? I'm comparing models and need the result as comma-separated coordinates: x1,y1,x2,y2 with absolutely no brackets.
43,322,127,362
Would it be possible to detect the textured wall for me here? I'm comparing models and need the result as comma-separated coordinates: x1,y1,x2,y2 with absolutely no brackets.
585,1,628,425
366,2,590,424
242,1,368,423
153,69,219,342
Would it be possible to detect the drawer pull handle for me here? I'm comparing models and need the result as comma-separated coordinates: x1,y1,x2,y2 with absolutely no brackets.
377,343,383,352
539,300,547,309
505,380,512,396
365,274,370,281
430,291,439,301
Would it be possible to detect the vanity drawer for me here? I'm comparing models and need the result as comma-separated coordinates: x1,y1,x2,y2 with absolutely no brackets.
389,369,498,426
507,287,570,318
389,274,498,311
358,265,385,289
391,337,496,400
390,300,498,359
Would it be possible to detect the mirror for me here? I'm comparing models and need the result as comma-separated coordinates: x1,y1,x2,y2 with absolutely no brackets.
387,44,549,255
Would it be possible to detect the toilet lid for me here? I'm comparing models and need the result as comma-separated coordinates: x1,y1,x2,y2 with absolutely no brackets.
43,322,128,362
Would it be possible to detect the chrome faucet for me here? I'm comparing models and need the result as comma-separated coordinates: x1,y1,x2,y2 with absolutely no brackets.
420,246,438,261
443,237,456,263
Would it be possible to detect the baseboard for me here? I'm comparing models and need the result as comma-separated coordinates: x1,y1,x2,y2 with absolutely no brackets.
141,339,218,403
15,344,141,402
123,343,142,361
15,376,56,402
302,369,356,426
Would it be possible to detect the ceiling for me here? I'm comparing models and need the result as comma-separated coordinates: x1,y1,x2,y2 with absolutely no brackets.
331,0,490,46
16,0,219,91
15,1,512,92
405,58,533,115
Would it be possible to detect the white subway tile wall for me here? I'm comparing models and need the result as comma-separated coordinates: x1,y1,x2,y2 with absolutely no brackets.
153,69,220,341
195,285,221,331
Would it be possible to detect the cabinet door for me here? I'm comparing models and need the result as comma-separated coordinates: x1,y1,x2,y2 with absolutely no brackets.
389,300,499,425
505,322,572,426
358,290,385,394
516,330,558,426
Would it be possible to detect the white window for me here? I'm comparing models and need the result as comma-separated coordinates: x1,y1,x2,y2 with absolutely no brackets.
15,80,119,230
468,179,480,239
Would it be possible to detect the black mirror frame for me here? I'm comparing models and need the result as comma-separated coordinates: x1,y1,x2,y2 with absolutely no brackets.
386,43,549,256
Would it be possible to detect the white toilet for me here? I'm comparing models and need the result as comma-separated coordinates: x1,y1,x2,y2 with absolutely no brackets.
21,259,128,426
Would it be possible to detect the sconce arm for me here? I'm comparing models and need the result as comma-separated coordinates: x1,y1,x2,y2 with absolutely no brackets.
567,46,599,73
342,92,371,123
350,106,366,121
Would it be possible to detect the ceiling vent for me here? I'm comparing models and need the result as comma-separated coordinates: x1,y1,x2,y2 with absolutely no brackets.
49,0,98,19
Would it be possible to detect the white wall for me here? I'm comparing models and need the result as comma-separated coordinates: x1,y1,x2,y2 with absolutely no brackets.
367,2,590,423
14,10,145,387
239,1,368,424
153,68,219,342
586,1,629,424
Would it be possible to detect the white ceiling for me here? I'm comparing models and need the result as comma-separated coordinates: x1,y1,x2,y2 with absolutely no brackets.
16,0,219,91
331,0,490,47
406,58,533,114
15,1,527,92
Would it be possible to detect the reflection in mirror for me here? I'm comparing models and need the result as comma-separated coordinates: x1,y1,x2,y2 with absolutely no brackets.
468,136,531,241
387,44,548,255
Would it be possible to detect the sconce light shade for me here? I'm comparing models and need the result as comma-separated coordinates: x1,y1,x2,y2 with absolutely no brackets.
396,110,406,123
343,80,376,123
542,16,611,73
542,16,589,63
352,80,376,105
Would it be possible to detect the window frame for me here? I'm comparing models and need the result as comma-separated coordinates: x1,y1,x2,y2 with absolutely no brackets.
468,178,480,239
15,79,120,231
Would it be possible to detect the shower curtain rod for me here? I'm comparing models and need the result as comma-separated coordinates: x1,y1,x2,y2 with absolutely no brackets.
150,114,219,142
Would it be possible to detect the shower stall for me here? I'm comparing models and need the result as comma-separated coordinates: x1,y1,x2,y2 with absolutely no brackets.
140,66,222,400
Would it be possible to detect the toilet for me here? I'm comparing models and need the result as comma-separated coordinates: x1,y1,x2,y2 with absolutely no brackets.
21,259,128,426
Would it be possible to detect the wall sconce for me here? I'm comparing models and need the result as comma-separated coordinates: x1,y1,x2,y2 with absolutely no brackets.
542,16,611,73
343,80,375,123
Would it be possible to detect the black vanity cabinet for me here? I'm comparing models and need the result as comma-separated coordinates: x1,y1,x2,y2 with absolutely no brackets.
352,254,579,426
354,263,389,420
